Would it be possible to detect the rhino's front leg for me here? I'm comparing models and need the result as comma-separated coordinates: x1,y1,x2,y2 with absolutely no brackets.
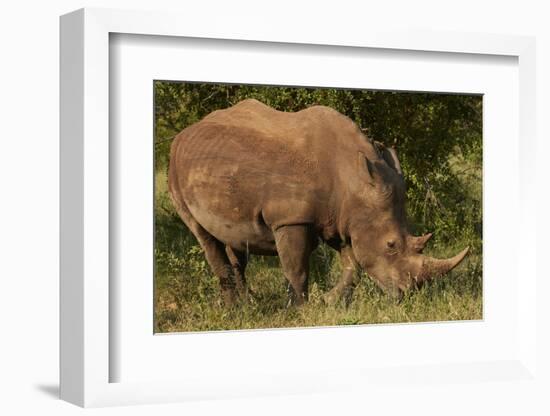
324,246,359,306
273,225,315,306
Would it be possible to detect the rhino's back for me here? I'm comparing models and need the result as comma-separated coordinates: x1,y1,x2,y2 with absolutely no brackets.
169,99,365,252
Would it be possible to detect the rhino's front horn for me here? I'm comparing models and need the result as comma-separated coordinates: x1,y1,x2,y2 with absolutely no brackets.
416,247,469,283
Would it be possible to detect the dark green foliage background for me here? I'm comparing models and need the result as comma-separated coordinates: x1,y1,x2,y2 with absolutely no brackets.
154,82,482,332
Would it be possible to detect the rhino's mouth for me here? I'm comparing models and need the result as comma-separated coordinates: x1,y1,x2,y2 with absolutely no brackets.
364,270,406,299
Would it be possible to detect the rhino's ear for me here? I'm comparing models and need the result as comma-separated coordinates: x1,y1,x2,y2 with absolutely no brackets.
380,146,403,177
357,151,375,184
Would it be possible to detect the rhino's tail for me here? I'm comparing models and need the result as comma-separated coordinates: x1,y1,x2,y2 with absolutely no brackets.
167,134,185,215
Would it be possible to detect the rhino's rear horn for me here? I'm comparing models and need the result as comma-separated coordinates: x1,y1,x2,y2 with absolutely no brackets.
411,232,433,253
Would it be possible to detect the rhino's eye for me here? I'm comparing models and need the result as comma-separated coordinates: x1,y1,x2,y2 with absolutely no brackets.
387,240,396,249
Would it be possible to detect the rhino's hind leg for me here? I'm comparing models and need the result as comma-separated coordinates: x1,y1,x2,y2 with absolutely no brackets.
273,225,314,306
171,200,237,306
225,246,249,298
198,235,238,306
324,246,359,306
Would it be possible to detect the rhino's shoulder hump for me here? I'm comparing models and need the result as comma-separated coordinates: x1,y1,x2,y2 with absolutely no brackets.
299,104,356,126
232,98,272,110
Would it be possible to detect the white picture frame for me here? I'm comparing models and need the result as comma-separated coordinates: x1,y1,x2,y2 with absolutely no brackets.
60,7,539,408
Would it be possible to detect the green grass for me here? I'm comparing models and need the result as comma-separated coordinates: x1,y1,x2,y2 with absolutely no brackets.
154,169,482,333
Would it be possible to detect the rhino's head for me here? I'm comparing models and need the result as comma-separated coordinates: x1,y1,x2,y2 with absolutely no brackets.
348,147,469,298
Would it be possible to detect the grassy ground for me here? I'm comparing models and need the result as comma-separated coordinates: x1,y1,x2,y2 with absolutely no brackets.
154,169,482,333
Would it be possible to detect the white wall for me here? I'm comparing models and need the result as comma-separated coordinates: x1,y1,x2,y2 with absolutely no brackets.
1,1,548,415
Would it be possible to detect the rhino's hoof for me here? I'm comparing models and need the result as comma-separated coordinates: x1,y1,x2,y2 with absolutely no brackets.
322,289,341,306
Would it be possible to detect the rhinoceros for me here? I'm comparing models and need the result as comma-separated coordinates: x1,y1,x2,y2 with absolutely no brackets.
168,98,468,306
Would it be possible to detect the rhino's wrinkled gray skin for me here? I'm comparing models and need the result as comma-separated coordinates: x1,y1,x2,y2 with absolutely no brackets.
168,99,468,306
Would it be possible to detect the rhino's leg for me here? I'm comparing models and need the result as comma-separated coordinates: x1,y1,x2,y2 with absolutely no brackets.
171,200,237,306
195,233,238,306
273,225,314,306
324,246,359,306
225,246,249,297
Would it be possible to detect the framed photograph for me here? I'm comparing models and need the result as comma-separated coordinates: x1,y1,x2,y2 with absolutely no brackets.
152,81,479,333
60,8,539,408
